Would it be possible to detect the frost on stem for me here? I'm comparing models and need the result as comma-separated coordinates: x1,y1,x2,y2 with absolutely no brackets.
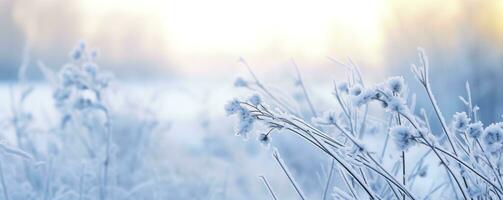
390,125,417,151
272,149,306,200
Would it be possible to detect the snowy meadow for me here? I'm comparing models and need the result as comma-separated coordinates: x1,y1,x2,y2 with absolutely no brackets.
2,0,503,199
1,42,502,199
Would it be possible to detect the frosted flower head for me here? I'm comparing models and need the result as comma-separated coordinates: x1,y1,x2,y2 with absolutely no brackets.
224,99,242,115
386,76,405,93
70,48,83,61
53,87,71,106
73,97,93,110
233,77,248,87
236,109,254,138
386,97,407,113
258,133,271,146
70,41,86,61
90,49,99,60
466,121,483,139
390,125,416,151
349,84,363,96
83,63,99,79
59,65,81,87
336,81,349,93
452,112,470,132
352,88,377,107
248,94,261,106
482,124,503,153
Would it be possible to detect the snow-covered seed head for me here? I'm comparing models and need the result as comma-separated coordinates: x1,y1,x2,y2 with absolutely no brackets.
90,49,99,60
83,63,99,79
386,96,407,113
466,121,483,139
234,77,248,87
236,109,254,138
349,84,363,96
248,94,261,106
452,112,470,132
390,125,416,151
336,81,349,93
73,97,93,110
53,87,71,105
386,76,405,93
70,41,86,61
482,124,503,153
258,133,271,146
224,99,242,115
352,88,377,107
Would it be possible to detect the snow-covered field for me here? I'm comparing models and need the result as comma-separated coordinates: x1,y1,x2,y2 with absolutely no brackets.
1,43,503,200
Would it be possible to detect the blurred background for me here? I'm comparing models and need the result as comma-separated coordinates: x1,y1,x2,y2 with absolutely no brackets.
2,0,503,122
1,0,503,198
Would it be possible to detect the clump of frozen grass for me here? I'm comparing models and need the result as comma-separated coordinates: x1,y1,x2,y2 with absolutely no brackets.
228,49,503,199
0,41,183,200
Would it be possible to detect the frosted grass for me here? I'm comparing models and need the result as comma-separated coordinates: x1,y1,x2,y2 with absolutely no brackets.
227,49,503,199
2,41,503,199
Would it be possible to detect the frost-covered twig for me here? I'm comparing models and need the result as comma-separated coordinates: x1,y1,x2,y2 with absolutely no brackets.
0,161,9,200
259,176,278,200
322,159,335,200
291,59,317,117
272,150,306,200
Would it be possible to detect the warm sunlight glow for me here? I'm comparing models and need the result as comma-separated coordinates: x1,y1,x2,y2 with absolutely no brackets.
76,0,385,69
18,0,502,74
